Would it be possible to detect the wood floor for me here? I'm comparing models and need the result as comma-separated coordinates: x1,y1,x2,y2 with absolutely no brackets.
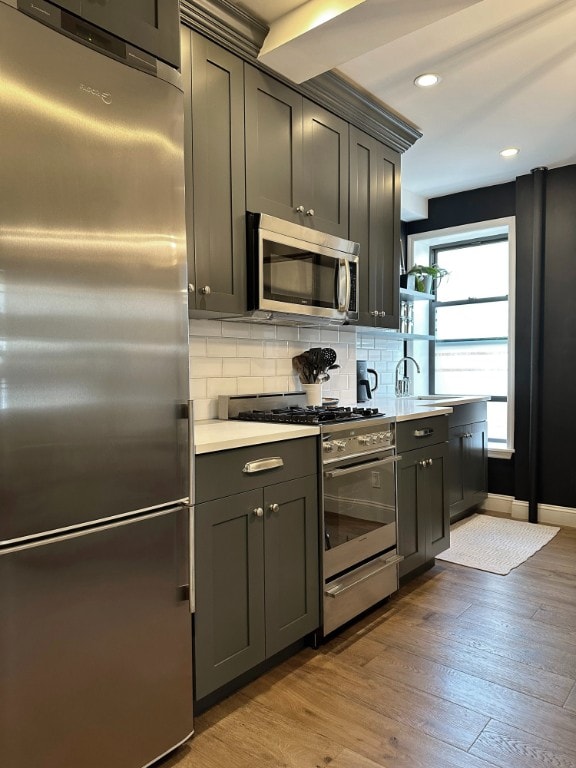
161,518,576,768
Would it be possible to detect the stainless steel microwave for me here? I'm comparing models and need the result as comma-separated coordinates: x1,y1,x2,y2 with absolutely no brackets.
246,212,359,325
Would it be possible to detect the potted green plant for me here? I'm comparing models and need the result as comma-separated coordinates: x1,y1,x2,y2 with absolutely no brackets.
408,263,449,293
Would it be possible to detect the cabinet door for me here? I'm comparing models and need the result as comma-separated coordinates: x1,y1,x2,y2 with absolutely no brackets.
397,449,428,577
463,420,488,509
398,442,449,578
245,66,304,224
424,441,450,559
263,476,319,657
448,424,465,517
194,490,265,700
350,127,401,329
302,101,349,237
52,0,180,67
183,32,246,314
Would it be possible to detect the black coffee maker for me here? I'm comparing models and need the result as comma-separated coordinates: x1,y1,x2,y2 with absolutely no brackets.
356,361,378,402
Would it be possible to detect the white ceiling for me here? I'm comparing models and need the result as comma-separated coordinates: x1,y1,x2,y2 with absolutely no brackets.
236,0,576,220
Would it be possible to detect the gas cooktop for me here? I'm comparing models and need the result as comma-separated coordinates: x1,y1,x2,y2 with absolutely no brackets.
218,393,385,425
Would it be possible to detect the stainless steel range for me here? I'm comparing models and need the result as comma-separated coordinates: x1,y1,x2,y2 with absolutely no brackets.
219,392,402,636
321,417,402,635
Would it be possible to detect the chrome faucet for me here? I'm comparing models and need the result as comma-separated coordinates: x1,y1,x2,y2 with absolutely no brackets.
395,356,420,397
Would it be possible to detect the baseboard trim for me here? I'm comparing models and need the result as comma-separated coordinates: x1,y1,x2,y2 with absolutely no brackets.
481,494,576,528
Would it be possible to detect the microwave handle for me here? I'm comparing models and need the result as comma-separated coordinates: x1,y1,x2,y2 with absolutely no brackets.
337,259,351,312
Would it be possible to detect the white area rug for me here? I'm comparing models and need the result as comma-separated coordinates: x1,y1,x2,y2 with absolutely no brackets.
436,514,560,575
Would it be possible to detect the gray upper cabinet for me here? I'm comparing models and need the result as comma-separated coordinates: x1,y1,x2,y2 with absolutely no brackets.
51,0,181,67
182,31,246,314
245,66,349,238
350,126,401,329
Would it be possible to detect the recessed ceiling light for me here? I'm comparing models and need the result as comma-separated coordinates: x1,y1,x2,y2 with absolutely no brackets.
500,147,520,158
414,73,441,88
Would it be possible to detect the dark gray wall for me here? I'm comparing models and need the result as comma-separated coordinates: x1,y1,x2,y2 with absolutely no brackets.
405,166,576,510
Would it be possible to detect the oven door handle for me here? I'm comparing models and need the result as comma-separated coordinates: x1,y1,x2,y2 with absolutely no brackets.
324,454,402,479
325,555,404,598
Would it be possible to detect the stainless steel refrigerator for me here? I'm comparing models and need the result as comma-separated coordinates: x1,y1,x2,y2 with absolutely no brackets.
0,3,194,767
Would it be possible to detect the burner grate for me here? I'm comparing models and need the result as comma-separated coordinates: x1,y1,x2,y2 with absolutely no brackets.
235,405,382,425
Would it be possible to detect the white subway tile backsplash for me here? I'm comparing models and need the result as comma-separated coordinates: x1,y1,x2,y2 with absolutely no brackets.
263,340,290,358
223,358,252,377
189,318,222,337
206,337,237,357
188,336,206,357
189,379,207,399
320,329,339,343
265,376,291,393
249,324,277,340
206,377,238,398
188,319,400,419
190,357,223,378
299,328,321,343
275,326,300,341
237,376,265,394
221,321,251,338
250,358,276,377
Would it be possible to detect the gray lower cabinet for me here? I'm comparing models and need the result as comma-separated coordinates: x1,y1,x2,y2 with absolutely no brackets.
397,417,450,580
194,439,319,701
349,126,401,329
245,65,349,238
448,402,488,521
181,30,246,314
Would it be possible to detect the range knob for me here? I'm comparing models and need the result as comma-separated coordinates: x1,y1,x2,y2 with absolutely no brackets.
358,435,371,445
334,440,347,452
323,441,335,453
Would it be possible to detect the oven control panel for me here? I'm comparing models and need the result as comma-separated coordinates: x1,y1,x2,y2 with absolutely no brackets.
322,425,395,461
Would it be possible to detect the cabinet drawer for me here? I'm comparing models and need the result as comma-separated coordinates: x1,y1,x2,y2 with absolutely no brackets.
397,416,448,452
448,402,487,428
196,437,318,503
323,553,401,635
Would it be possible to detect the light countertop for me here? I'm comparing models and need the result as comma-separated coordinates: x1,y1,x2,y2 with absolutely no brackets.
194,396,488,453
371,395,489,421
194,419,320,454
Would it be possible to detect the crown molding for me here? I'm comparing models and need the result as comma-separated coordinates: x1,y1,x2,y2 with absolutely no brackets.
179,0,421,153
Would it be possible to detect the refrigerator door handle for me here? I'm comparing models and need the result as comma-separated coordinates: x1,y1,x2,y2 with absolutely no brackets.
186,400,195,613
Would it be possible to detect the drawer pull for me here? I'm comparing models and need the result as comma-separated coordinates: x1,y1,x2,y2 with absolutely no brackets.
414,428,434,438
242,457,284,474
325,555,403,598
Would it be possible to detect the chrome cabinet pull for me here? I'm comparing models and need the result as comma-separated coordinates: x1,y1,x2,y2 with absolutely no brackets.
295,205,305,213
199,285,211,295
268,503,280,513
414,428,433,438
242,457,284,474
306,208,315,216
253,507,264,517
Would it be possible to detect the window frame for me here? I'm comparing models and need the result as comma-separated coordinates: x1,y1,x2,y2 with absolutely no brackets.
407,218,516,458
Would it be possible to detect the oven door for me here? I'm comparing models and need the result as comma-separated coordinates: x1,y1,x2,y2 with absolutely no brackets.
258,227,356,321
323,448,400,579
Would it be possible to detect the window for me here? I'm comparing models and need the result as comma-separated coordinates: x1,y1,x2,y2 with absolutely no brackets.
432,238,509,444
408,218,515,455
